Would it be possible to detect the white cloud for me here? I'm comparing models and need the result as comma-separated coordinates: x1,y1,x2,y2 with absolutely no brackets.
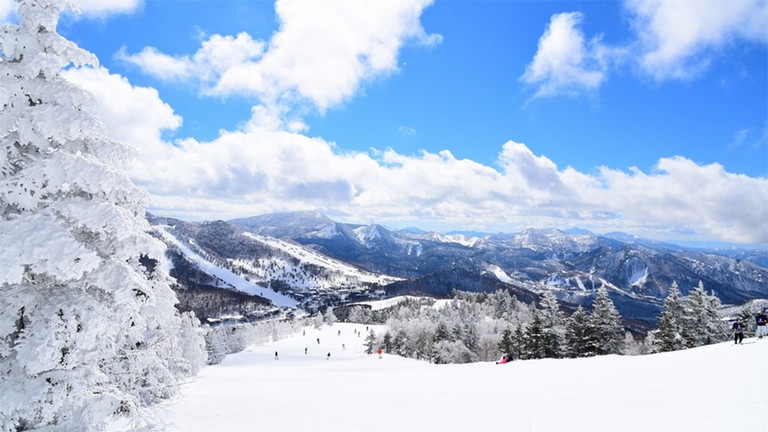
117,32,267,85
521,0,768,97
116,46,193,82
66,66,768,244
0,0,14,23
1,0,142,24
627,0,768,80
72,0,143,18
118,0,440,113
62,66,182,164
523,0,768,95
51,0,766,245
521,12,615,98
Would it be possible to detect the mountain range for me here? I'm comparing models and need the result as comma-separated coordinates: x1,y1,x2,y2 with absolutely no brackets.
149,211,767,332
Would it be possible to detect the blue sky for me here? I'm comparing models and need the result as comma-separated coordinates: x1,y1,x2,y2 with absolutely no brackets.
2,0,766,244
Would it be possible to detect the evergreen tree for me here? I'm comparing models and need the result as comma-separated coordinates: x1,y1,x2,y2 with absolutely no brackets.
312,312,324,329
497,328,513,356
565,306,596,358
393,329,408,357
323,306,338,325
364,330,377,354
0,1,203,429
684,281,724,347
655,282,687,352
589,286,625,355
461,321,479,354
512,324,526,360
431,322,451,363
382,331,393,353
539,291,565,358
523,311,547,359
347,306,369,324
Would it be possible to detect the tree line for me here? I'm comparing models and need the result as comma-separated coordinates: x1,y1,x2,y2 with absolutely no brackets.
348,282,729,364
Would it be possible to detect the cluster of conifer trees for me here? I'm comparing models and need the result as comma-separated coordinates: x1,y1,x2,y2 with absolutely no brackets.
652,281,726,351
351,282,728,364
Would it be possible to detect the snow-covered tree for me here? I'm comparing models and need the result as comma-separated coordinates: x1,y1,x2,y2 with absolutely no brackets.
684,281,724,347
497,328,513,356
364,330,377,354
539,290,565,358
323,306,338,326
381,331,393,353
346,306,370,324
655,281,687,352
565,306,596,358
0,1,203,429
312,312,324,329
392,328,408,357
523,310,547,359
589,286,625,355
204,325,229,366
430,321,451,363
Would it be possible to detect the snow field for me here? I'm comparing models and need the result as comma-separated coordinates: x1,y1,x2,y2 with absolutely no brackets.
160,323,768,432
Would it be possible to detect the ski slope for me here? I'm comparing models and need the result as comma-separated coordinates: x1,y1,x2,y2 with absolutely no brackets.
243,232,400,285
154,226,297,307
158,323,768,432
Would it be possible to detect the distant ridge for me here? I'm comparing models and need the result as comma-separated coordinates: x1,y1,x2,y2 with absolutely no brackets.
156,211,768,331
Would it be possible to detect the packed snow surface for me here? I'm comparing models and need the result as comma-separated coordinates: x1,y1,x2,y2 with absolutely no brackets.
486,264,514,284
351,296,451,311
160,323,767,432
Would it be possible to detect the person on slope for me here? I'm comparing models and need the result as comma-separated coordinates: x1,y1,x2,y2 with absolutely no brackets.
732,319,745,344
755,310,768,339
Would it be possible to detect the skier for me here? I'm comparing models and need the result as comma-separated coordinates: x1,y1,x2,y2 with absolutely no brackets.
317,338,320,344
755,310,768,339
327,352,331,360
377,348,383,359
274,351,279,360
496,354,509,365
304,347,308,355
732,318,745,344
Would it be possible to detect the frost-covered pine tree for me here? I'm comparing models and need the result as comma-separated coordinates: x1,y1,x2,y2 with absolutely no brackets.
654,281,687,352
0,1,203,429
564,305,596,358
539,290,565,358
589,286,625,355
323,306,338,325
364,330,377,354
523,310,547,359
684,281,724,347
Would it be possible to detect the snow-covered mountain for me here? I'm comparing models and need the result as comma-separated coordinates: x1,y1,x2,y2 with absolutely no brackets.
227,211,766,325
149,215,400,317
155,211,767,330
